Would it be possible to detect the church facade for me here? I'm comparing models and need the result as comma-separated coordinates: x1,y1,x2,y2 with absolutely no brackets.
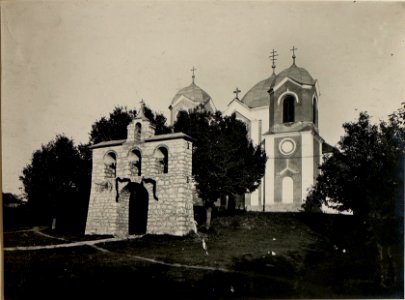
223,51,330,211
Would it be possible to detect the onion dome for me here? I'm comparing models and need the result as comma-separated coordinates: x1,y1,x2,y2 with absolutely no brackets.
170,82,212,106
241,73,276,108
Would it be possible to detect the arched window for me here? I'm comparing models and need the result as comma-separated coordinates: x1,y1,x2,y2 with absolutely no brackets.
282,176,294,203
129,149,142,176
283,96,295,123
313,98,317,125
135,123,142,143
154,146,168,174
104,152,117,178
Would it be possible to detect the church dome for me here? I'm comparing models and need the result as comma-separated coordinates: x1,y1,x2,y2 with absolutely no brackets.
171,82,212,106
271,64,315,88
241,73,276,108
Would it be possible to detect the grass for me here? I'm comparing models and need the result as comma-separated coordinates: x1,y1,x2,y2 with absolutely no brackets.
4,211,404,299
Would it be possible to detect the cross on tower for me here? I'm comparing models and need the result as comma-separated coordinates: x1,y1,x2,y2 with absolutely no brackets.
290,46,298,64
138,99,147,120
233,87,241,99
191,66,197,84
269,49,278,73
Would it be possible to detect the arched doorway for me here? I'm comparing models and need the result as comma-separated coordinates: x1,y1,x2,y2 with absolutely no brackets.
282,176,294,204
128,182,149,235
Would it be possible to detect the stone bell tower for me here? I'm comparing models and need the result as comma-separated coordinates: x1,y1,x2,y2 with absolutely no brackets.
263,47,323,211
85,100,196,236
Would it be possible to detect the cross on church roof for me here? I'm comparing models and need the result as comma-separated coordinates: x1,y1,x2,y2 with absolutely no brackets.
191,66,197,84
233,87,241,99
290,46,298,65
269,49,278,73
137,99,148,120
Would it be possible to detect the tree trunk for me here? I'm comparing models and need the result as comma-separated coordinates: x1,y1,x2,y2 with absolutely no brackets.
376,242,395,289
205,206,212,230
52,217,57,231
227,194,236,212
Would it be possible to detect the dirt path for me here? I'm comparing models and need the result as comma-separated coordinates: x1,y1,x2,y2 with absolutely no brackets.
32,226,68,241
3,226,48,234
4,235,143,252
4,232,230,272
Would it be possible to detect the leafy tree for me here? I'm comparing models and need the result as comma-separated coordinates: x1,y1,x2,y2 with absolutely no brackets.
144,106,172,135
304,105,405,289
89,106,136,144
89,105,170,144
174,108,267,229
2,193,23,207
20,104,170,233
2,193,30,229
20,135,89,233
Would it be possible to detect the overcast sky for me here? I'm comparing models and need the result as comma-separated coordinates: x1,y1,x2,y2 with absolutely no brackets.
2,1,405,194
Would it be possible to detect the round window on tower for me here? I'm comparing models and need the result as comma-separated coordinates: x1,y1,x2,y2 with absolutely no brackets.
279,138,296,156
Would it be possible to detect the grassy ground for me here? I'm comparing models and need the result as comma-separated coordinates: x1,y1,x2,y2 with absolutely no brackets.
4,211,404,299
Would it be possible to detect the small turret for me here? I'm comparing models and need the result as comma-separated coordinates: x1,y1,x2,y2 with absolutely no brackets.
127,100,156,143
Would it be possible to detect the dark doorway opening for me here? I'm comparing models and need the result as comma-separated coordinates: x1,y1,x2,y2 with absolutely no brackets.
128,183,149,235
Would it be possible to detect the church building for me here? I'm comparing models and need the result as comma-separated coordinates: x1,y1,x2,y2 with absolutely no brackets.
85,48,333,238
169,67,216,125
224,48,332,211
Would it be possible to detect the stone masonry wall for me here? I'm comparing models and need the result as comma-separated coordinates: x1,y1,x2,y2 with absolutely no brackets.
85,136,195,237
85,146,120,235
144,139,194,235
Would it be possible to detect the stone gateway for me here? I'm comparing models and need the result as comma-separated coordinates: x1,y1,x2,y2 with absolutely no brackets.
85,102,196,236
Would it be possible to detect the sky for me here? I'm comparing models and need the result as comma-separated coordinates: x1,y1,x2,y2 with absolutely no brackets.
2,0,405,195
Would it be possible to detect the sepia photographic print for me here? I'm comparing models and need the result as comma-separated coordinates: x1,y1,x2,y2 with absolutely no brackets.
1,1,404,299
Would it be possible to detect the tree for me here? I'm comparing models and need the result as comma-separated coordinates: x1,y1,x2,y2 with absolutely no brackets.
20,104,170,233
89,105,170,144
144,106,172,135
304,105,405,289
174,108,267,229
20,135,89,233
2,193,23,207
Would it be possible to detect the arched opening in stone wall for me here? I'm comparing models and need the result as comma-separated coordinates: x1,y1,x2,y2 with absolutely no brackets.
283,95,295,123
135,122,142,143
103,152,117,178
282,176,294,204
154,146,169,174
129,149,142,176
128,182,149,235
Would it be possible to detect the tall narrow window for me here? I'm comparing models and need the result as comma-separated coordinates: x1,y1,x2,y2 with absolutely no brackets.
283,96,295,123
154,146,168,174
104,152,117,178
129,149,142,176
313,98,317,125
135,123,142,143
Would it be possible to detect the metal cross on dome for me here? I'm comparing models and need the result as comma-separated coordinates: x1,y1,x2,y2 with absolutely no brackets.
269,49,278,73
290,46,298,64
191,66,197,84
233,87,241,99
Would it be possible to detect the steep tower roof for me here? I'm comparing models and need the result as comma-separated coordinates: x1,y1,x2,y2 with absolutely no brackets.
271,63,316,88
